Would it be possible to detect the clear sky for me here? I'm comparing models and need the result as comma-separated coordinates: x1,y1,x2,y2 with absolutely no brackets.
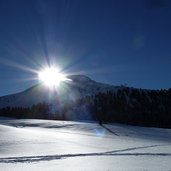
0,0,171,96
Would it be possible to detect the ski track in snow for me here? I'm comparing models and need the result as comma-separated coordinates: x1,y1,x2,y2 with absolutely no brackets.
0,144,169,163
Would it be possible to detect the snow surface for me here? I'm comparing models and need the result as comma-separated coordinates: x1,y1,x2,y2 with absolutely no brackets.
0,118,171,171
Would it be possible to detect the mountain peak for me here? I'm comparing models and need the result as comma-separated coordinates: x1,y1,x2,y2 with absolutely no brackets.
67,75,95,83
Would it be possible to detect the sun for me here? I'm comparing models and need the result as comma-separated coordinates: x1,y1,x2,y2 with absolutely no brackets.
38,67,68,87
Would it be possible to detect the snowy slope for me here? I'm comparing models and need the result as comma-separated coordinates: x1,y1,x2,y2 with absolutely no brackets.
0,75,119,108
0,119,171,171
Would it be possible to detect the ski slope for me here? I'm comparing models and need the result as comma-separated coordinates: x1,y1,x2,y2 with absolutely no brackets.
0,118,171,171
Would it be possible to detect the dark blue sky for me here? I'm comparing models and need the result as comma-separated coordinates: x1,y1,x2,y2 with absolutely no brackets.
0,0,171,95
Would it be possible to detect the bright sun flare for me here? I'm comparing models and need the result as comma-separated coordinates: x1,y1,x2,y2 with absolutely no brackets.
38,67,68,87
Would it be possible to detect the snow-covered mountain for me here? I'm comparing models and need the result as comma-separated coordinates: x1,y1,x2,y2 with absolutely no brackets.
0,75,171,129
0,75,120,108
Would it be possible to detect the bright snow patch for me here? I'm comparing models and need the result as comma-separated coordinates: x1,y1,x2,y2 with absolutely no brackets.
0,119,171,171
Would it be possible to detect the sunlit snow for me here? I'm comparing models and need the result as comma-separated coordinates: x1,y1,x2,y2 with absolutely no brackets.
0,118,171,171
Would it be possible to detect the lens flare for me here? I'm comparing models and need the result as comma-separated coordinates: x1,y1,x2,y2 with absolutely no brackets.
38,67,69,87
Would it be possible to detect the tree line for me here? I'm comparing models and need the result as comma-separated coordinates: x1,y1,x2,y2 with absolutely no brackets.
0,102,50,119
60,88,171,128
0,88,171,128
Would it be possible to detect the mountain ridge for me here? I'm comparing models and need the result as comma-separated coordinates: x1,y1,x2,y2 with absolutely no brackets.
0,75,120,108
0,74,168,109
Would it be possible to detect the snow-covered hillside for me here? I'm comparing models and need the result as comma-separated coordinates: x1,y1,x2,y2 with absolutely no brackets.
0,75,119,108
0,119,171,170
